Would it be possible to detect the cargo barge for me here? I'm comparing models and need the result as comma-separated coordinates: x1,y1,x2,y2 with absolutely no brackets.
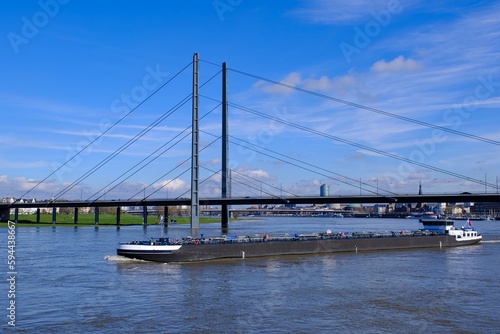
117,219,482,263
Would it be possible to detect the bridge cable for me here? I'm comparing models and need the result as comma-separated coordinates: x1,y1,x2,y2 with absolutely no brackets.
228,135,395,196
14,61,193,205
202,61,499,191
88,129,192,201
91,103,222,201
52,93,192,200
147,135,222,200
229,67,500,147
229,101,499,190
199,164,293,198
54,69,222,200
128,166,191,202
199,127,390,196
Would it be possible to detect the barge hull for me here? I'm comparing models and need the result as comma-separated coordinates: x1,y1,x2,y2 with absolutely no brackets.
117,235,480,263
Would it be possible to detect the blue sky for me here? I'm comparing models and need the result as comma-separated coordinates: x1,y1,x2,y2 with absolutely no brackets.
1,0,499,200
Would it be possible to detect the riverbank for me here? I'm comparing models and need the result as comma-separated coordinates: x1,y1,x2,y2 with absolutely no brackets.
0,214,224,227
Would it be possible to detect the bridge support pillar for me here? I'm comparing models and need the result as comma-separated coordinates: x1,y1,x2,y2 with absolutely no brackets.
163,206,168,226
221,204,229,231
116,206,121,225
36,208,41,223
52,207,57,224
74,207,79,224
0,208,10,222
14,208,19,223
143,205,148,226
94,207,99,225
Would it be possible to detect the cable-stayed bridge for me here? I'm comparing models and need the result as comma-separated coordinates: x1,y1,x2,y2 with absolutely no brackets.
3,53,500,227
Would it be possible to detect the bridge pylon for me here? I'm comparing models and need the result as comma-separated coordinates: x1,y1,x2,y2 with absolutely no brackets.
190,53,200,229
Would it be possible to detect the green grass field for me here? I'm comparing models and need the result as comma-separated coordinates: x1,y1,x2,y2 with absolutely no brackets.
0,214,223,227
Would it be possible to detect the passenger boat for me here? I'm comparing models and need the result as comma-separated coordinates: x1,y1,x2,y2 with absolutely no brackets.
117,219,482,263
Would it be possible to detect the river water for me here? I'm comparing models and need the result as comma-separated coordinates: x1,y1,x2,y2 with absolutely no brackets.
2,217,500,333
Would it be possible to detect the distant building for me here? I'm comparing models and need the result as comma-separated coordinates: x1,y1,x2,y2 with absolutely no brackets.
320,184,329,197
1,197,60,216
472,202,500,214
330,203,341,209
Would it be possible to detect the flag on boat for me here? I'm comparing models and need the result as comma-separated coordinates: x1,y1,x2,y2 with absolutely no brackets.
467,218,472,228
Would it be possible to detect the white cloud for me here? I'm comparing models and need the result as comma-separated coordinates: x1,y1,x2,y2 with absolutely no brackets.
258,72,302,94
155,178,188,191
0,175,66,198
303,74,358,94
256,71,358,96
371,55,423,72
234,165,274,181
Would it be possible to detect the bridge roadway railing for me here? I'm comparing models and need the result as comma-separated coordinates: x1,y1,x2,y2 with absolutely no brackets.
2,193,500,224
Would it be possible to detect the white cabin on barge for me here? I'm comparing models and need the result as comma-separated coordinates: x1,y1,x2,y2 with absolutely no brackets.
421,219,482,243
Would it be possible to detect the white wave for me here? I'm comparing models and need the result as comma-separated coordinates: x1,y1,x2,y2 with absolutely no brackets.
104,255,148,263
481,240,500,244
